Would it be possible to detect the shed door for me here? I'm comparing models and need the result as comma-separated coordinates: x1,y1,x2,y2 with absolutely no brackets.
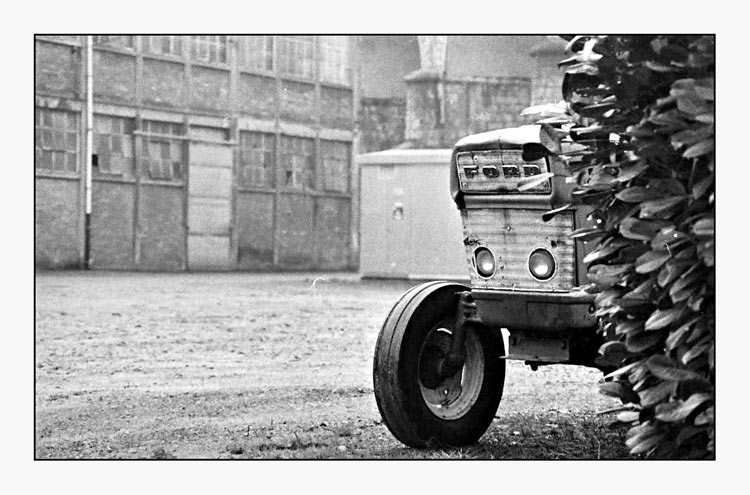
187,128,233,270
382,166,410,277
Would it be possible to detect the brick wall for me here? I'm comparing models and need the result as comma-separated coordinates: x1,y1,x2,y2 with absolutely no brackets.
404,73,532,149
359,97,406,152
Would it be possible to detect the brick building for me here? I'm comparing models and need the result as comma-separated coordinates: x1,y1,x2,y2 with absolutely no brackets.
35,35,566,271
357,35,567,152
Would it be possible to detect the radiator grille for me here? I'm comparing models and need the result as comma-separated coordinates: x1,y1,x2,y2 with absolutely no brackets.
464,209,576,291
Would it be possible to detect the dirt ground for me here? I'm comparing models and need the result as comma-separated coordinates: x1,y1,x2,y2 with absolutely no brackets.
35,271,625,459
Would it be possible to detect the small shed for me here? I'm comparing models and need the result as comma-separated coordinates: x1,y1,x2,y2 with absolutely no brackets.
359,148,469,281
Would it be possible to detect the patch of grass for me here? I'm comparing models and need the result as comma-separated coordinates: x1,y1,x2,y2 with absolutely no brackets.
216,413,630,460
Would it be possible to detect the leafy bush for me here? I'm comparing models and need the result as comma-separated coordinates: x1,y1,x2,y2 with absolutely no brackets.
527,35,715,459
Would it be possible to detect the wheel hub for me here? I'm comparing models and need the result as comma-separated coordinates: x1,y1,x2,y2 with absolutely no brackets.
418,325,485,420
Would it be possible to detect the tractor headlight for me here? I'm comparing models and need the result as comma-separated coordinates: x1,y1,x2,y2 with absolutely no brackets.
474,247,496,278
528,248,556,281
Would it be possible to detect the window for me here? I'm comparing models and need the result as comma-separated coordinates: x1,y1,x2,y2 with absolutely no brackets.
93,36,134,49
278,36,314,79
319,36,349,85
280,136,314,189
140,121,184,181
93,115,135,177
320,140,350,193
239,132,276,188
191,36,228,64
35,108,79,173
144,35,183,57
240,36,274,72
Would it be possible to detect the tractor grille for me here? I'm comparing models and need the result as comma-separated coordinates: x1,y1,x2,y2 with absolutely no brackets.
463,208,576,291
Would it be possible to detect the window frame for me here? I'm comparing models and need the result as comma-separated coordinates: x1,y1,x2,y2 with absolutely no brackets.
239,131,276,189
35,108,79,175
138,120,186,183
277,36,315,80
280,135,315,190
93,114,136,178
191,35,229,65
240,36,274,73
144,35,184,58
319,36,350,86
320,140,351,193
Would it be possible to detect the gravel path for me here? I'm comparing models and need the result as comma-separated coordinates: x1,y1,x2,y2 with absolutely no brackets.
35,271,618,459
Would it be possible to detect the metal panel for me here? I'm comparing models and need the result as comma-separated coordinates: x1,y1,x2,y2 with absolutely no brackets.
464,209,575,291
187,235,231,270
189,145,232,168
188,197,231,235
406,163,466,279
237,192,275,270
188,166,232,198
187,140,232,270
277,194,315,269
90,181,135,269
35,177,81,269
359,149,465,280
314,197,351,270
138,185,186,270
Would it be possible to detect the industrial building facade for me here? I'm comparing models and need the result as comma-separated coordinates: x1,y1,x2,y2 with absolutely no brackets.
35,35,358,270
35,35,566,272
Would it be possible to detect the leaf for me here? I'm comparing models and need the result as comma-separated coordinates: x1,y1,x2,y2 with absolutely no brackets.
640,380,677,407
645,306,686,331
517,172,554,191
683,138,714,158
629,432,666,455
583,240,626,264
645,354,702,381
669,270,703,302
665,318,699,351
674,89,710,117
628,278,657,299
625,420,656,440
692,217,714,237
617,411,641,423
620,218,666,242
635,249,671,274
649,178,687,196
609,243,651,264
615,319,645,337
651,227,690,251
657,259,692,288
681,341,711,366
639,196,687,219
654,393,712,423
588,263,632,288
600,381,640,404
694,406,714,426
602,361,642,381
671,126,714,148
675,425,707,446
570,227,607,242
616,186,661,203
542,203,573,222
692,174,713,200
625,330,665,353
698,238,715,267
597,341,631,367
645,61,675,73
614,160,649,183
